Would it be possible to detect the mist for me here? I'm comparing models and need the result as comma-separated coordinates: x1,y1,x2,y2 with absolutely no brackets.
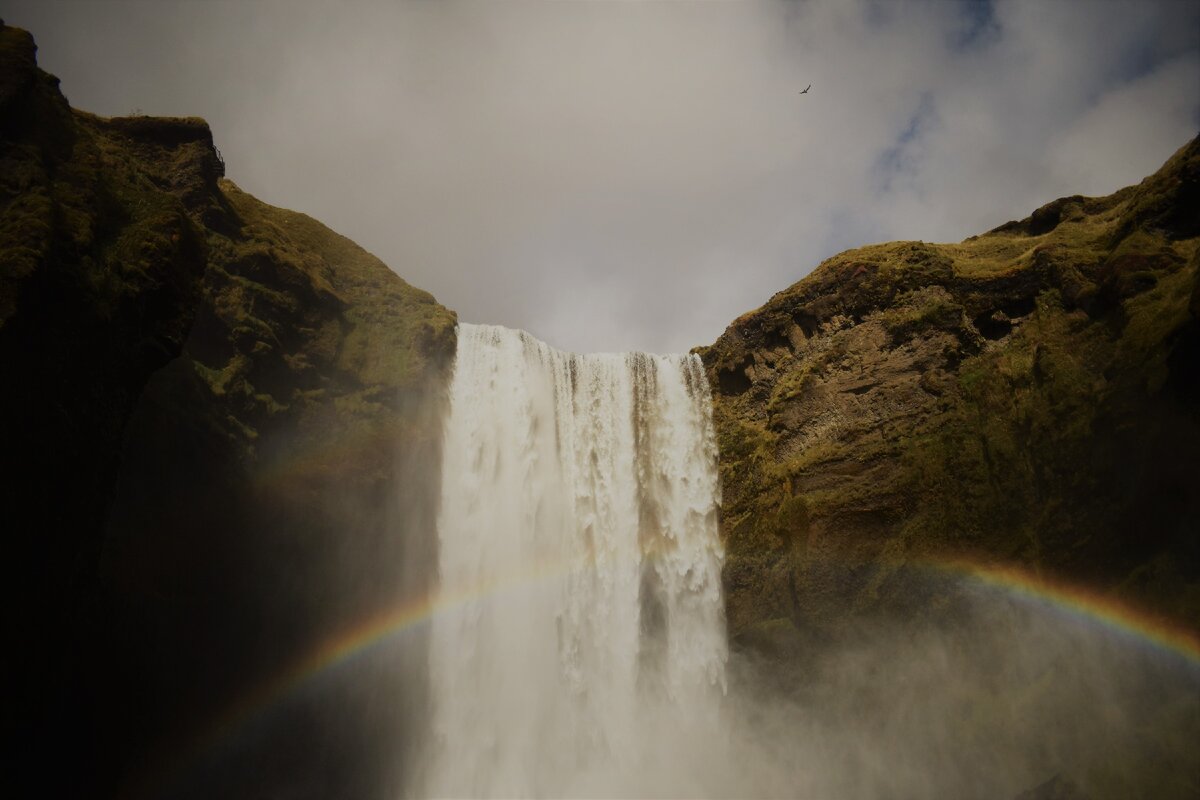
398,326,1197,800
713,588,1200,799
459,582,1199,799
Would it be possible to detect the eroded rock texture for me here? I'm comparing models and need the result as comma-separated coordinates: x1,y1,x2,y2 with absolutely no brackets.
700,136,1200,653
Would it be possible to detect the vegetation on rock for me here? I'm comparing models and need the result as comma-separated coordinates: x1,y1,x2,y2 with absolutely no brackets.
699,135,1200,653
1,21,454,798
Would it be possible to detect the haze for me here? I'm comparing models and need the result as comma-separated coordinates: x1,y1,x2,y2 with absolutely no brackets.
8,0,1199,353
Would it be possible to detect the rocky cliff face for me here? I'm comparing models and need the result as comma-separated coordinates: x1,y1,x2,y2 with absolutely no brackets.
700,136,1200,653
1,22,454,798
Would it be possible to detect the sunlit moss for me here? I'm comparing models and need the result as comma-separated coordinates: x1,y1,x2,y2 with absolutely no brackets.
703,136,1200,651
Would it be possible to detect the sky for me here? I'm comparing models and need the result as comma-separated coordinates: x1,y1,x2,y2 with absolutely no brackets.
6,0,1199,354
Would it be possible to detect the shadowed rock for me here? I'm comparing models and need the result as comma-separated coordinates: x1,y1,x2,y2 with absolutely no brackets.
1015,774,1092,800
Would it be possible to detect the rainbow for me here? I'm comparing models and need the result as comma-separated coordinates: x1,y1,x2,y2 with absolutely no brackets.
928,557,1200,664
132,547,591,799
139,551,1199,797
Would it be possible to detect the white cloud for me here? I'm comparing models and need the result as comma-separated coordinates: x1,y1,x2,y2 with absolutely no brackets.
6,0,1198,353
1046,51,1200,194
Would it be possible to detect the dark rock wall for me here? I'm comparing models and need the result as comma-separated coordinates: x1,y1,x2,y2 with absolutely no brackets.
2,21,211,793
1,22,454,799
88,181,454,800
700,136,1200,654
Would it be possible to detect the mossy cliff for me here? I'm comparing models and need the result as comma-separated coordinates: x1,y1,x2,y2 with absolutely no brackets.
699,136,1200,654
0,22,454,798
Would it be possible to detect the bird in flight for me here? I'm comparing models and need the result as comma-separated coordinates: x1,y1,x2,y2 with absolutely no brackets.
800,84,811,94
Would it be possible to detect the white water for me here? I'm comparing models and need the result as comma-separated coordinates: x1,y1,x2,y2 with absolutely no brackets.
421,323,728,798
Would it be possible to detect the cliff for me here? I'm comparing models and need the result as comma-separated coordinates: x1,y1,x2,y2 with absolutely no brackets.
0,22,454,798
700,135,1200,654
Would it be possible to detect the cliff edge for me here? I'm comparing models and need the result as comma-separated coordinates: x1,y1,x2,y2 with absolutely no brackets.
700,135,1200,654
0,21,454,797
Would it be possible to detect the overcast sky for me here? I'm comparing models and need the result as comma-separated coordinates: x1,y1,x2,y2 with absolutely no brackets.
7,1,1199,353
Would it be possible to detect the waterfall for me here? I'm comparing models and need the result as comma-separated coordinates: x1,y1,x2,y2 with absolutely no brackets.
421,323,728,797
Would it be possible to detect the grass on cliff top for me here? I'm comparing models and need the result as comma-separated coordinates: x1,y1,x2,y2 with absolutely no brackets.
708,136,1200,642
0,67,208,325
151,178,459,470
217,180,456,389
731,139,1196,328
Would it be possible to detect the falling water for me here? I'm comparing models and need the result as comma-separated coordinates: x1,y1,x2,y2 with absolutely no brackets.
420,323,727,797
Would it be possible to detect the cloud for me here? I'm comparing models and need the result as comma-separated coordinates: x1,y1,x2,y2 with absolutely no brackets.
1046,50,1200,193
6,0,1198,353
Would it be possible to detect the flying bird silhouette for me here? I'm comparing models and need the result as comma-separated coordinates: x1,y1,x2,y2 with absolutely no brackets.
800,84,811,94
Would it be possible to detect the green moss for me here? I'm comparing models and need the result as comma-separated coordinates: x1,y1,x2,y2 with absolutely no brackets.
1117,262,1195,386
767,363,817,417
218,179,456,398
784,439,850,475
775,495,810,546
705,135,1200,646
878,287,964,342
